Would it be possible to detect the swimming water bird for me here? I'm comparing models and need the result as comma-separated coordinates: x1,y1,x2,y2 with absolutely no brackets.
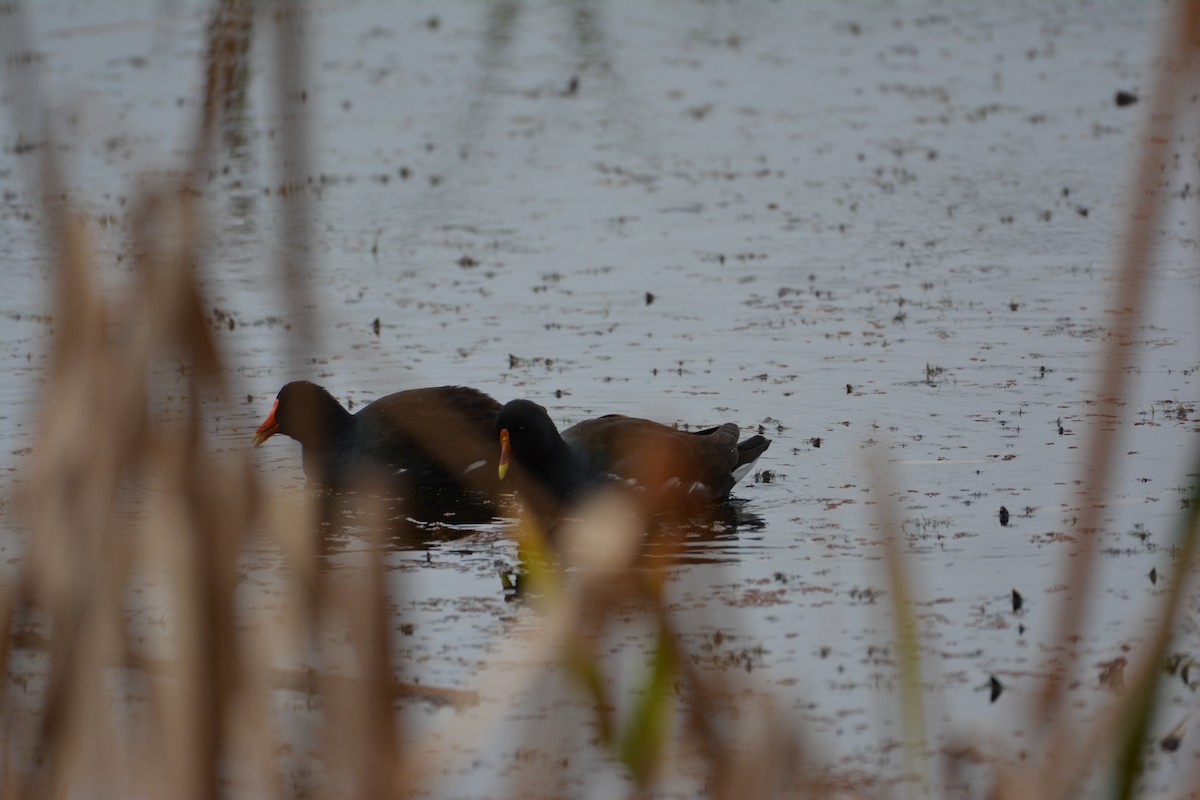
495,398,770,524
253,381,501,492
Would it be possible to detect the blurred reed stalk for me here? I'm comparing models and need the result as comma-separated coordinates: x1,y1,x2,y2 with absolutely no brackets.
0,2,411,797
868,458,931,800
1017,2,1200,798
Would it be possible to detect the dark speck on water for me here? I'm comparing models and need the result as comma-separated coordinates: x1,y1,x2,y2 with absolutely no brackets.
1115,90,1138,107
999,506,1010,526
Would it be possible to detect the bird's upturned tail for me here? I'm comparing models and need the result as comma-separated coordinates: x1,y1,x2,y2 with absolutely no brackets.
730,435,770,484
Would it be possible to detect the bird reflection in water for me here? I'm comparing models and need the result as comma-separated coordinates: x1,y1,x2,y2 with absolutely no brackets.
312,485,500,559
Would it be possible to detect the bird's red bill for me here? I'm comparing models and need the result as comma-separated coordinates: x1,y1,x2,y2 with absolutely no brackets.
252,399,280,447
498,428,511,480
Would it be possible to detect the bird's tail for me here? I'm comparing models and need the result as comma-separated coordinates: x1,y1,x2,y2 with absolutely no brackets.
730,435,770,484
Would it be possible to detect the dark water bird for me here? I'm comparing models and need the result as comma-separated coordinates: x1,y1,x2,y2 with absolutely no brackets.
495,398,770,524
253,381,501,492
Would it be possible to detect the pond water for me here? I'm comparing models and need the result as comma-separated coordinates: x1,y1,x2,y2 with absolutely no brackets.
2,0,1199,796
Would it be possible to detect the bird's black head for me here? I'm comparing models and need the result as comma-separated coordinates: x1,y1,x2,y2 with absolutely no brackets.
253,381,348,447
496,399,565,479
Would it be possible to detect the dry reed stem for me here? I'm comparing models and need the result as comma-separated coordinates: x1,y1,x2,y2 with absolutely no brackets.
1010,450,1200,800
1,3,287,797
989,1,1200,797
866,454,931,800
271,1,317,369
1036,0,1200,724
313,489,398,800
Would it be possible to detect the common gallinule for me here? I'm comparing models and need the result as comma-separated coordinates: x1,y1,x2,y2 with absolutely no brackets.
253,381,502,491
495,399,770,522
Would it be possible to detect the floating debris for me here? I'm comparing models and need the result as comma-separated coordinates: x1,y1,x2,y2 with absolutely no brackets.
1115,90,1138,107
1161,712,1192,752
508,353,560,370
1098,657,1127,693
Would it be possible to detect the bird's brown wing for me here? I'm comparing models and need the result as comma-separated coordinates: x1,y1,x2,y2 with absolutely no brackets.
358,386,501,490
563,415,741,494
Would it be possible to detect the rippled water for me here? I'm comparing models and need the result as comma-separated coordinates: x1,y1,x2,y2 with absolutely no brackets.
2,0,1198,794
